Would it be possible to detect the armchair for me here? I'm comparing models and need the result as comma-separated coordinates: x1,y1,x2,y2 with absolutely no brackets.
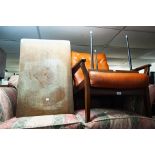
71,51,152,122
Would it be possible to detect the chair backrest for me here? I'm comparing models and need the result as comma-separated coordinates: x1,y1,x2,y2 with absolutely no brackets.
16,39,74,117
71,51,109,85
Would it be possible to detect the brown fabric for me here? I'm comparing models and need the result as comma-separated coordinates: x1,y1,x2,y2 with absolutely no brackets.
71,51,109,86
89,71,149,89
16,39,74,117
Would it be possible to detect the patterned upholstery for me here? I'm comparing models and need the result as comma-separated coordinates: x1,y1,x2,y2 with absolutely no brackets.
76,108,155,129
0,108,155,129
0,87,17,123
0,114,83,129
0,75,155,128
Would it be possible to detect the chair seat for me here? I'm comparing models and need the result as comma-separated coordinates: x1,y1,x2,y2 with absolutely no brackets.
89,71,149,89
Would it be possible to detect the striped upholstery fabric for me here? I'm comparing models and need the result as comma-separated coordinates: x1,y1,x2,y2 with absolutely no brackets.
0,114,83,129
0,87,17,123
0,108,155,129
76,108,155,129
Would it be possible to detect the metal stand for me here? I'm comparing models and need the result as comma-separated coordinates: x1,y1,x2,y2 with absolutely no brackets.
90,31,94,69
125,35,132,70
94,49,98,70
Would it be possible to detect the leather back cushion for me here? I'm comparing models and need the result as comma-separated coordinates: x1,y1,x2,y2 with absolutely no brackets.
71,51,109,85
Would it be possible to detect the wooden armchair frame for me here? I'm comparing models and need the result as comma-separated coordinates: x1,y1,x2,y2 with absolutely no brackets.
132,64,151,76
72,60,152,122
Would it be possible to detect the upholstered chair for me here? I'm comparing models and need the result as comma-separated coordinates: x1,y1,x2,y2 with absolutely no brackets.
71,51,151,122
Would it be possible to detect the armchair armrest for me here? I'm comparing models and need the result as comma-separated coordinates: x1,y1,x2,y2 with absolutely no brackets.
72,59,90,91
132,64,151,75
115,70,138,73
72,59,86,76
88,69,114,72
88,69,137,73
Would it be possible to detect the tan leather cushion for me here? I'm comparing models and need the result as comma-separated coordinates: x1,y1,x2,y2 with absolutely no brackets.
72,51,109,85
89,71,149,89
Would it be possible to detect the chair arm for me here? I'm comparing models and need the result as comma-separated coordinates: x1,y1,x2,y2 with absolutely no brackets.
88,69,137,73
88,69,114,72
72,59,86,76
72,58,91,94
72,60,91,123
132,64,151,75
115,70,138,73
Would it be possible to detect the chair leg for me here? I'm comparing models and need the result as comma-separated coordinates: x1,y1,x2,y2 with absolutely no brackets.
144,87,152,117
85,85,91,123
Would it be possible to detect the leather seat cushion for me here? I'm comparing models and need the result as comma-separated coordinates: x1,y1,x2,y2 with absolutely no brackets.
89,71,149,89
